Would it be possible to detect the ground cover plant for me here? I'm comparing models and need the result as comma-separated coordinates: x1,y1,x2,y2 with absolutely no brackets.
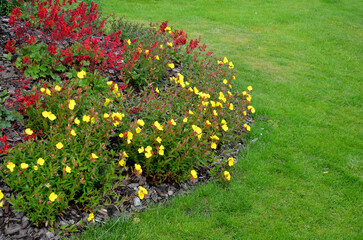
74,0,363,239
0,0,255,235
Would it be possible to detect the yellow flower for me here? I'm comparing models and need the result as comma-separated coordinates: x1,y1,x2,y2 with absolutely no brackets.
210,101,216,107
223,57,228,64
83,115,90,122
91,153,98,159
242,91,247,96
119,133,124,138
65,166,71,173
119,159,126,166
77,70,86,79
135,164,142,174
221,119,227,125
167,42,173,47
247,86,253,91
228,91,233,96
223,79,228,84
37,158,45,166
232,75,236,80
188,110,194,115
211,142,217,149
156,137,162,143
170,119,176,126
137,119,145,126
70,129,76,136
74,117,80,125
222,124,229,132
6,162,15,172
0,190,3,201
210,135,219,141
136,127,142,134
246,94,252,102
68,99,76,110
40,88,45,93
164,27,172,33
224,171,231,181
192,125,202,135
244,124,251,131
155,87,159,93
155,55,160,60
25,128,33,135
213,110,218,116
20,163,29,170
56,142,64,149
49,114,56,121
145,151,153,158
42,111,50,118
87,213,95,222
243,111,247,116
103,113,109,118
228,61,234,69
46,88,51,96
127,39,131,45
154,121,163,131
49,192,58,202
145,146,152,152
216,102,223,108
138,186,148,200
107,81,113,85
248,106,256,113
217,60,223,65
158,145,165,155
145,49,149,54
160,44,164,49
34,166,38,171
127,131,133,144
168,63,175,69
229,103,234,110
183,117,188,123
138,147,145,153
55,85,61,91
228,157,234,166
206,120,211,126
190,170,198,179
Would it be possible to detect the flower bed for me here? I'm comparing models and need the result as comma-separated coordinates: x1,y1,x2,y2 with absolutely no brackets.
0,0,255,236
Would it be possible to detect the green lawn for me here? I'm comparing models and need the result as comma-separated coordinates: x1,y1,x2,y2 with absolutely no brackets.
76,0,362,239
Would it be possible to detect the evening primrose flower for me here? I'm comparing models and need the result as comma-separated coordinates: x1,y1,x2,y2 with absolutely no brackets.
48,114,56,121
188,110,194,115
70,129,76,136
213,110,218,116
248,106,256,113
190,170,198,179
87,213,95,222
56,142,64,149
217,60,223,65
49,192,58,202
127,39,131,45
160,44,164,49
145,151,152,158
222,124,229,132
247,86,253,91
25,128,33,135
155,55,160,60
246,94,252,102
224,171,231,181
228,61,234,69
223,79,228,84
183,117,188,123
127,131,133,144
42,111,50,118
155,87,159,93
68,99,76,110
74,117,80,125
119,159,126,167
138,147,145,153
83,115,90,122
210,101,216,107
210,135,220,141
243,111,247,116
119,133,124,138
164,27,172,33
206,120,211,126
168,63,175,69
34,166,38,171
37,158,45,166
170,119,177,126
244,124,251,131
0,190,3,200
221,119,227,125
135,164,142,174
167,42,173,47
223,57,228,64
20,163,29,170
211,142,217,149
91,153,98,159
7,162,15,172
192,125,202,135
137,119,145,126
228,157,234,166
158,145,165,155
55,85,61,91
46,88,51,96
156,137,162,143
77,70,86,79
229,103,234,110
154,121,163,131
65,166,71,173
107,81,113,85
136,127,142,134
138,186,148,200
40,88,45,93
103,113,109,119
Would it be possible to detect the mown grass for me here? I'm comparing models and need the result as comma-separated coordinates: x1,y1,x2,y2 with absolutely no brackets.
75,0,362,239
